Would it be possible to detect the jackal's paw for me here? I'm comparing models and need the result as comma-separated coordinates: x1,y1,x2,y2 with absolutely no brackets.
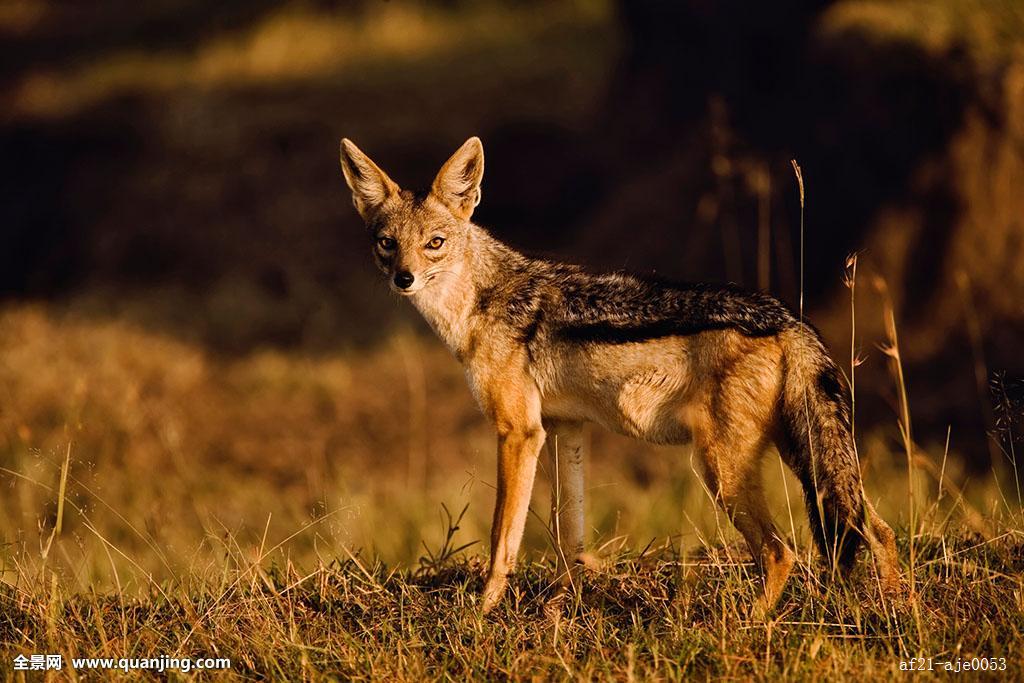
575,552,603,571
874,570,908,607
750,595,774,622
481,576,508,614
749,584,788,621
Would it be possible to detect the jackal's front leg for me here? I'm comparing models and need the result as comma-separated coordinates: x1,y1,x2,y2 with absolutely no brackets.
481,422,545,613
544,419,587,589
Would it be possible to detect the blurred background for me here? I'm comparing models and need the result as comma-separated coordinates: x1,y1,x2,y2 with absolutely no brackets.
1,0,1022,589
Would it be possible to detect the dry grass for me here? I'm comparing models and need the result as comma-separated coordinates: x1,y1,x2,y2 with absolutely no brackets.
4,534,1024,679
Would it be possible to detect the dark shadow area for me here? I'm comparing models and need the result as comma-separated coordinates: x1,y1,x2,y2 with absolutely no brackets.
0,0,288,85
583,0,976,304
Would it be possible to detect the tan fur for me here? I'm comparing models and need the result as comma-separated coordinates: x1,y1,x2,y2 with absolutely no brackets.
338,137,902,616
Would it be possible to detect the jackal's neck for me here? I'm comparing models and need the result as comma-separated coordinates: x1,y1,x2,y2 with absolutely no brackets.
409,225,524,359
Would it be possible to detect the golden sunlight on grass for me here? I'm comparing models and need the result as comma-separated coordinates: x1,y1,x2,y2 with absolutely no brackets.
6,0,611,121
820,0,1024,64
0,0,44,33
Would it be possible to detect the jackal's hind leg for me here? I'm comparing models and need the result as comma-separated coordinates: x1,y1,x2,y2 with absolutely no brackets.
700,442,795,618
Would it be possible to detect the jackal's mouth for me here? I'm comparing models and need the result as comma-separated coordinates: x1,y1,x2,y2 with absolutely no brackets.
390,283,425,296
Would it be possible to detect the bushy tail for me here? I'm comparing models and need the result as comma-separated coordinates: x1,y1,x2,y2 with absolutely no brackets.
779,324,865,571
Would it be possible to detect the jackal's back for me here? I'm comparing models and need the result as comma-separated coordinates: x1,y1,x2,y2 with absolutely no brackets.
472,262,799,355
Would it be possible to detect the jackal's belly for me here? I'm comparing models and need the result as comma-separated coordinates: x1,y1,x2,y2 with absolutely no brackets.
542,368,697,445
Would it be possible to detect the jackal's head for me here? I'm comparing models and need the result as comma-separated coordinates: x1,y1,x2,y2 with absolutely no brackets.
339,137,484,296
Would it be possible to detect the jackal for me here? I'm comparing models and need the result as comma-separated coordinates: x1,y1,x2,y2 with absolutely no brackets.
339,136,901,615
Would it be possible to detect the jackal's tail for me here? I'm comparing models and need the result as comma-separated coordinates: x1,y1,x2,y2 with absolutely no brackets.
779,323,865,571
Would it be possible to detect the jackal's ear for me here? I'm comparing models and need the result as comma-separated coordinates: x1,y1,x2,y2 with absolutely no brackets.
431,137,484,221
339,138,400,221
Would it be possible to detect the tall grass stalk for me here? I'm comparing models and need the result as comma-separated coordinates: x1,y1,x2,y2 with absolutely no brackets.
875,277,923,637
790,160,805,322
844,253,859,443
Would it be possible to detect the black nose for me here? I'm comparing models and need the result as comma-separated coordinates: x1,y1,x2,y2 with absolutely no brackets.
393,271,415,289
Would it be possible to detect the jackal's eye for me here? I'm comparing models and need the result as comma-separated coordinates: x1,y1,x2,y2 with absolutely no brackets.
426,236,445,250
377,236,396,251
